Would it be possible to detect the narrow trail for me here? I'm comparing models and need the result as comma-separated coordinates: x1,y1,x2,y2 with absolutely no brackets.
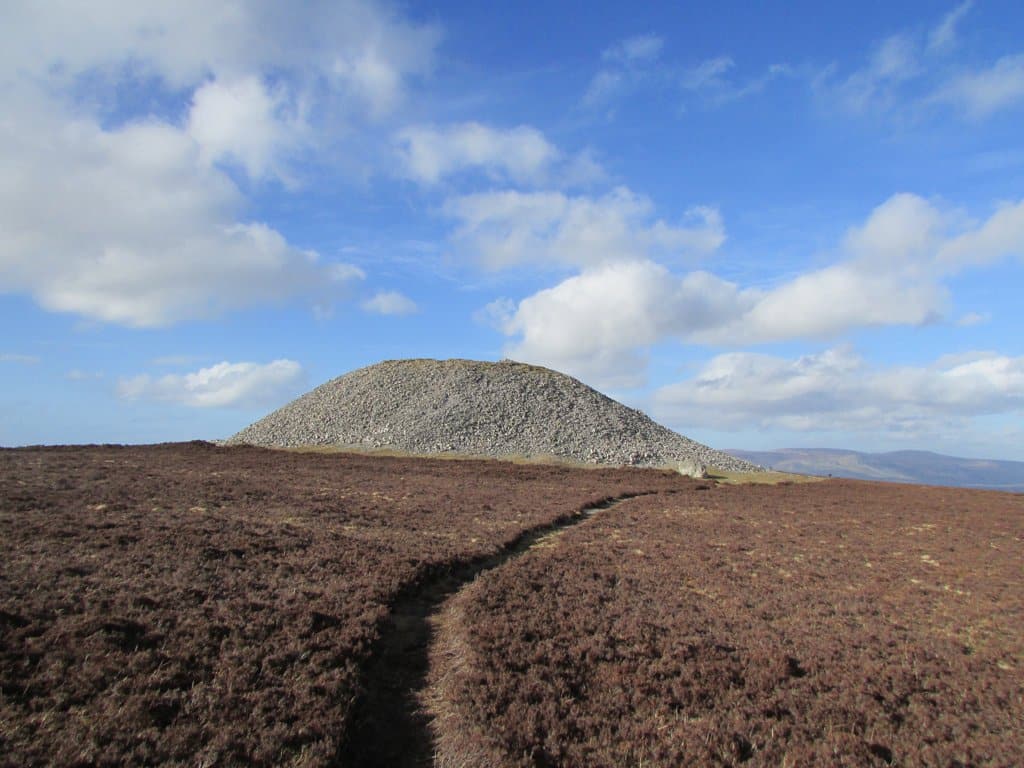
336,491,657,767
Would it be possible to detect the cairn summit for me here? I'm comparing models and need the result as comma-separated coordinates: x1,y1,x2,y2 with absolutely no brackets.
227,358,760,472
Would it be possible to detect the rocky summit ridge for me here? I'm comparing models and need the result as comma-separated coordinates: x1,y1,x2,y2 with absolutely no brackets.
227,358,760,472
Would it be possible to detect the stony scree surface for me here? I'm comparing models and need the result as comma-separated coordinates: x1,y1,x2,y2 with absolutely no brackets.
227,358,760,472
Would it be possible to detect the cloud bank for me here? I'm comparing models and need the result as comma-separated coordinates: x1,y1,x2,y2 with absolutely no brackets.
653,347,1024,438
0,0,437,326
482,193,1024,387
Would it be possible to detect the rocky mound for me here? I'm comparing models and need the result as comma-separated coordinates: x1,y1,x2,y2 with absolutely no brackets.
227,358,760,472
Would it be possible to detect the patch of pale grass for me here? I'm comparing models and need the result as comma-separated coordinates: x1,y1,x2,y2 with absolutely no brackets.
707,468,822,485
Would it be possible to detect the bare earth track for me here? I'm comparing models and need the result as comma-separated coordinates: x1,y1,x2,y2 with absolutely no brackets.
1,443,1021,766
341,493,655,767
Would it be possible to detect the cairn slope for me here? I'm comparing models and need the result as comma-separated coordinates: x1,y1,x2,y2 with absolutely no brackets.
228,358,759,472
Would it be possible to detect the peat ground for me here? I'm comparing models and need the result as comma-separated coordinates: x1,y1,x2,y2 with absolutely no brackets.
1,443,1021,766
0,443,688,766
429,480,1024,766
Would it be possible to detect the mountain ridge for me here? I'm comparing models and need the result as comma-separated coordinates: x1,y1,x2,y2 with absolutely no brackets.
727,447,1024,491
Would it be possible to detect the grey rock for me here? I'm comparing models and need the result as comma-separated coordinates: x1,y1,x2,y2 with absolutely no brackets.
226,358,762,473
676,457,709,479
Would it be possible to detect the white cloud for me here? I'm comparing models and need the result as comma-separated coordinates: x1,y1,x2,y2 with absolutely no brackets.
695,194,958,342
653,348,1024,437
330,34,435,118
928,1,974,52
492,261,754,388
832,35,921,113
0,353,39,364
486,193,1024,385
819,6,1024,121
680,56,735,91
702,193,1024,345
362,290,418,315
935,54,1024,118
936,198,1024,268
445,187,724,270
0,0,436,326
842,192,945,262
585,37,786,111
187,76,306,181
395,122,560,184
583,34,663,108
118,360,305,408
679,58,791,107
702,264,946,345
0,1,438,113
0,95,365,326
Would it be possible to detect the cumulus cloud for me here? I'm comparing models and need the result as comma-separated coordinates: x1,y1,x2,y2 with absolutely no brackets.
395,122,560,184
708,265,945,344
486,193,1024,385
362,290,418,315
0,97,365,326
653,347,1024,437
446,187,724,270
118,360,305,408
0,0,435,326
695,194,962,342
935,198,1024,268
0,1,438,111
490,261,754,388
187,76,306,181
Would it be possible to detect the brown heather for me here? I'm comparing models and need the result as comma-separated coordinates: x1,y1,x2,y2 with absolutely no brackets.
429,480,1023,767
1,443,1021,766
0,442,686,766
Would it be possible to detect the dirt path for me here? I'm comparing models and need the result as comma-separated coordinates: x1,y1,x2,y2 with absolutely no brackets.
336,492,654,767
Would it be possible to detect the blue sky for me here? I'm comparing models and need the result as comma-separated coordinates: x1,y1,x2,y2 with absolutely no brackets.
2,1,1024,460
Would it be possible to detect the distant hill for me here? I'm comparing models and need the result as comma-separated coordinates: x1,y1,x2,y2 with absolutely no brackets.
726,448,1024,492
